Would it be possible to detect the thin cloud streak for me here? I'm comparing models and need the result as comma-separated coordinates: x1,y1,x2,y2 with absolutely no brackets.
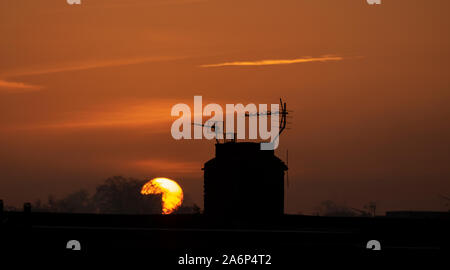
200,55,344,68
131,159,200,175
1,99,182,132
0,79,41,92
1,55,189,78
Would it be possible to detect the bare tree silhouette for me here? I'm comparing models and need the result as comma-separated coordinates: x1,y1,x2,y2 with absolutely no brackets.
28,175,200,215
92,176,161,214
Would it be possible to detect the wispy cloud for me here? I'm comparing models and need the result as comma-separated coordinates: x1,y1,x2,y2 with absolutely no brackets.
200,55,344,68
1,55,188,78
2,99,180,132
0,55,188,93
131,159,200,175
0,79,41,93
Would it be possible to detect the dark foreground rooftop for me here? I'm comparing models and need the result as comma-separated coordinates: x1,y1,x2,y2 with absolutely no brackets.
1,211,448,261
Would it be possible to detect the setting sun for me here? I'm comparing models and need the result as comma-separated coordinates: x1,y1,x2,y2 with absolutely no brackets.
141,177,183,214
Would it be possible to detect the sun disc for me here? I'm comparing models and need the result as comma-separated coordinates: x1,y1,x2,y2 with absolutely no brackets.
141,177,183,214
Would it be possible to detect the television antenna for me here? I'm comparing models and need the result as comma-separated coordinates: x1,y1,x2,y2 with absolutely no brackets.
194,98,291,145
192,121,223,143
244,98,292,140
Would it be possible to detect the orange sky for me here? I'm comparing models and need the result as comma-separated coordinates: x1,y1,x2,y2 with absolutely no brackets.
1,0,449,214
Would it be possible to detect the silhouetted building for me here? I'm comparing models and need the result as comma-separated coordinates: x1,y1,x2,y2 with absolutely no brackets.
386,211,450,218
203,142,287,217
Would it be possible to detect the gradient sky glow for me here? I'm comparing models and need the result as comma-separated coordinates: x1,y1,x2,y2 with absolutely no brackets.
1,0,449,214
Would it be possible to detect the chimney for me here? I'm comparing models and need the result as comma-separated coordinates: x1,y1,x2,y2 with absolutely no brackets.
203,142,287,218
